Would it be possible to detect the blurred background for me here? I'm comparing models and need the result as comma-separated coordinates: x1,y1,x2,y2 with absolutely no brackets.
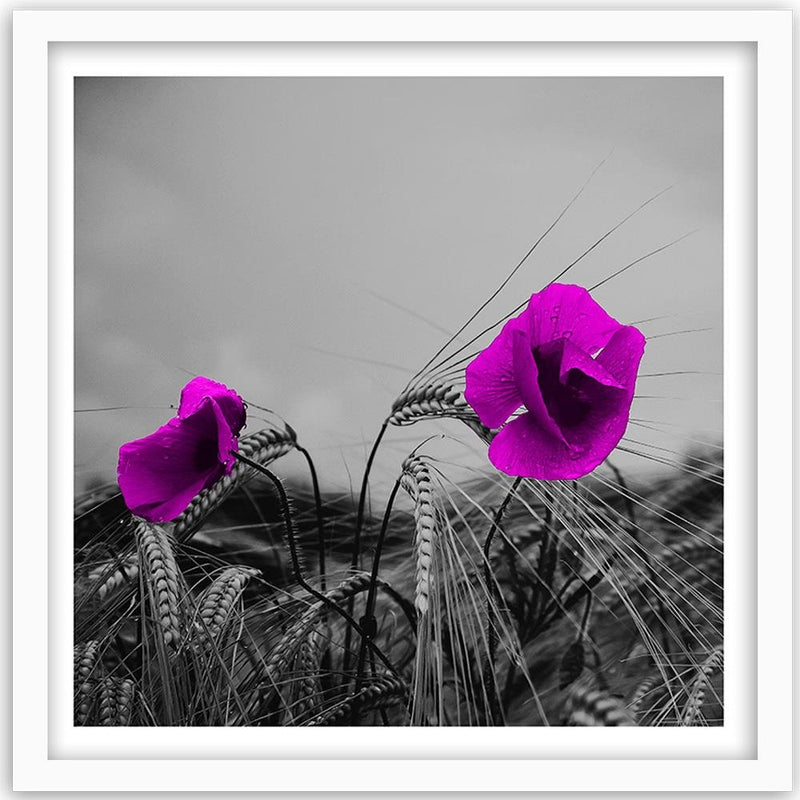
75,77,722,496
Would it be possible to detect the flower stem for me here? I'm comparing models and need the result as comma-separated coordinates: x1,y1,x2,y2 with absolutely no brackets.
483,475,522,725
351,419,389,571
295,443,326,593
233,452,397,677
352,476,403,724
343,419,389,679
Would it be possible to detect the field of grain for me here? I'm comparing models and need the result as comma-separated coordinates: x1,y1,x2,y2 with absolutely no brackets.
74,272,723,728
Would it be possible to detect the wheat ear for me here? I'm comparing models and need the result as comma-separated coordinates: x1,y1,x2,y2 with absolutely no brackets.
401,456,442,615
682,648,723,725
292,630,323,718
87,554,139,603
566,684,637,726
390,383,468,423
305,675,407,726
173,427,296,541
97,676,135,726
265,573,373,686
629,673,662,717
136,521,182,649
74,640,101,725
197,566,259,642
226,573,378,726
389,384,494,441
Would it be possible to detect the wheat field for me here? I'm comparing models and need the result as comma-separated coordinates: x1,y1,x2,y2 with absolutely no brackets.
74,194,723,726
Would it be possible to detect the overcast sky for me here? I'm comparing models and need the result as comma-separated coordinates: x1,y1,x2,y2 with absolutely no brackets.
75,77,722,495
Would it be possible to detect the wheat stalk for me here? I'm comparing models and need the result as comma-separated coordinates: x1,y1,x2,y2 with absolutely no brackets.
173,427,296,541
136,521,182,649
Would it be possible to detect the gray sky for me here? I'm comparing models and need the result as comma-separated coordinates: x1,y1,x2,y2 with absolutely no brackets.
75,77,722,495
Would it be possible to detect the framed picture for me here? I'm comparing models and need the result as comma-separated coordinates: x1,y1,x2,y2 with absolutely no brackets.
12,7,792,793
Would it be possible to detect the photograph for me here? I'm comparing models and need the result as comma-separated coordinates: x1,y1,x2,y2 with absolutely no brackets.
73,75,723,728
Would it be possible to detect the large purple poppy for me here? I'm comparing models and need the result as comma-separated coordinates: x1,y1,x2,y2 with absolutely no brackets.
464,284,645,480
117,376,246,522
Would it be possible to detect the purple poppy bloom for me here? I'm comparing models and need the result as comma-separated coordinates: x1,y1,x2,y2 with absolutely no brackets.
117,376,246,522
464,284,645,480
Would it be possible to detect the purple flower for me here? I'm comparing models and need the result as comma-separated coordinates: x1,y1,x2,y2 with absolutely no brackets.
464,284,645,480
117,377,246,522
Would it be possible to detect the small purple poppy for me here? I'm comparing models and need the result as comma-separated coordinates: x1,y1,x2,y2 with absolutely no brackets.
117,376,246,522
464,284,645,480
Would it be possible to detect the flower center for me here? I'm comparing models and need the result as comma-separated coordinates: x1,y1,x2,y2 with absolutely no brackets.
193,433,221,471
533,343,593,431
532,337,627,441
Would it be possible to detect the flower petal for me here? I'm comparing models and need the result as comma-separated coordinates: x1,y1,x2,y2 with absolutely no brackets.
179,376,246,435
489,327,645,479
204,397,240,471
489,409,629,480
487,412,600,480
521,283,622,354
543,327,645,473
117,399,229,522
595,325,647,388
464,317,526,428
551,338,625,389
469,285,645,480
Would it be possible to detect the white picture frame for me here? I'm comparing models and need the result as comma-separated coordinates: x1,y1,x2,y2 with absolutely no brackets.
12,6,792,793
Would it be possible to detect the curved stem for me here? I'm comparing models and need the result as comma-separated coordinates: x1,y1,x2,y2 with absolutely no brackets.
482,475,522,726
343,419,389,678
579,590,593,636
233,452,397,677
295,444,326,593
351,419,389,572
352,476,403,724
